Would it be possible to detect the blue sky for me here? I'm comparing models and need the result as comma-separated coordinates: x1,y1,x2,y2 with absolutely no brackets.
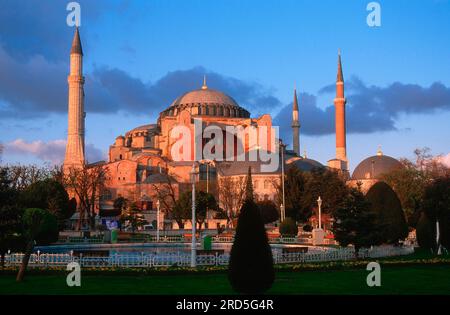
1,0,449,171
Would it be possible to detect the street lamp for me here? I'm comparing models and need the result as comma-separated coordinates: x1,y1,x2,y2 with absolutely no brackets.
279,140,286,222
317,196,322,229
190,162,199,267
156,199,160,242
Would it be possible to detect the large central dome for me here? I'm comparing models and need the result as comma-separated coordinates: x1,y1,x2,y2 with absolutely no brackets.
160,81,250,118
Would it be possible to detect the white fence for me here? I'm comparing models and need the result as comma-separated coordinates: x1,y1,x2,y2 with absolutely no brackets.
3,245,414,268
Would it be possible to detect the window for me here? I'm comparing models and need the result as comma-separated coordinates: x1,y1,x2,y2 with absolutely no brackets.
100,189,113,201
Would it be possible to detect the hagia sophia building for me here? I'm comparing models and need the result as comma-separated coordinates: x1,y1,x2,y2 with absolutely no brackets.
63,28,403,228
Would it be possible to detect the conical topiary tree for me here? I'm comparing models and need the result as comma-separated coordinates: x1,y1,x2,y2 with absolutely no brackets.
366,181,409,244
228,167,274,294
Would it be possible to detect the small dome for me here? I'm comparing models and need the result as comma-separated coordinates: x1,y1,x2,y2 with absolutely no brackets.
352,155,403,180
160,86,250,118
286,157,325,172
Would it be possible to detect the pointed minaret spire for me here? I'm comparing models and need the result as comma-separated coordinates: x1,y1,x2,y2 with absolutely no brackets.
292,88,300,156
337,48,343,83
64,27,85,171
71,27,83,56
202,75,208,90
333,49,348,169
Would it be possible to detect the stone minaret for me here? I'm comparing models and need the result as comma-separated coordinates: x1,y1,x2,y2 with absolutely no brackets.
64,27,85,170
334,50,347,164
292,88,300,156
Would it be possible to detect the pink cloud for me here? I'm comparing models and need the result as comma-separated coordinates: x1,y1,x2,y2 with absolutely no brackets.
436,153,450,168
4,138,105,164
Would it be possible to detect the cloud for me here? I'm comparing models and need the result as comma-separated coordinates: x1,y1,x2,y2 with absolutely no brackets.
0,49,280,118
4,139,105,164
0,0,121,62
436,153,450,168
274,77,450,143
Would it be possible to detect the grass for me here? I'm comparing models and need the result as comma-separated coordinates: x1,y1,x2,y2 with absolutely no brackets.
1,264,449,295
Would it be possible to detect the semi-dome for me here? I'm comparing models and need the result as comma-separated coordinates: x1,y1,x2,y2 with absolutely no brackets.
352,152,403,180
160,80,250,118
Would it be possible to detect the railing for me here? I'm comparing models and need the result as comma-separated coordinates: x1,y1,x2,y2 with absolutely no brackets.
3,245,414,268
57,235,338,245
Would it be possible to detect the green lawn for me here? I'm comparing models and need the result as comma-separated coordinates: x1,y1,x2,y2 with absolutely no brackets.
1,265,449,295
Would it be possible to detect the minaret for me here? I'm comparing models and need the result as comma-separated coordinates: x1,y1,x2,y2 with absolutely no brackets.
64,27,85,171
334,50,347,165
292,88,300,156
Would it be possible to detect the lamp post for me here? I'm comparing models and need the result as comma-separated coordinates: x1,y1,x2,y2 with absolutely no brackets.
280,140,286,222
317,196,322,229
436,219,442,255
190,162,199,267
156,199,160,242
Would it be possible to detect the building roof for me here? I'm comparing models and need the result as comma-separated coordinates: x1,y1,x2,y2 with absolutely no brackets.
286,156,325,172
218,160,281,176
160,84,250,118
337,49,343,82
71,27,83,55
352,154,403,180
293,89,299,111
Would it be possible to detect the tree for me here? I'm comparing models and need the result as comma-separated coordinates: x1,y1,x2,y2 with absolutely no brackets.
6,165,51,191
275,166,348,223
113,197,128,213
381,159,428,227
195,190,217,229
16,208,57,282
64,164,109,230
279,217,298,237
217,176,246,227
333,188,382,257
274,167,306,220
120,202,147,233
149,172,181,226
422,175,450,251
366,182,409,244
302,168,348,217
0,167,25,267
381,148,450,227
172,191,191,229
256,200,279,224
0,206,25,267
20,179,75,230
228,169,274,294
173,190,217,230
416,212,436,252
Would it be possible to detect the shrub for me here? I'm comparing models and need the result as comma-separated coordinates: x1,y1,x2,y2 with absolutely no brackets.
20,179,74,230
422,176,450,250
228,199,274,294
366,181,409,244
279,217,298,236
34,210,59,245
416,212,436,252
256,200,279,224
